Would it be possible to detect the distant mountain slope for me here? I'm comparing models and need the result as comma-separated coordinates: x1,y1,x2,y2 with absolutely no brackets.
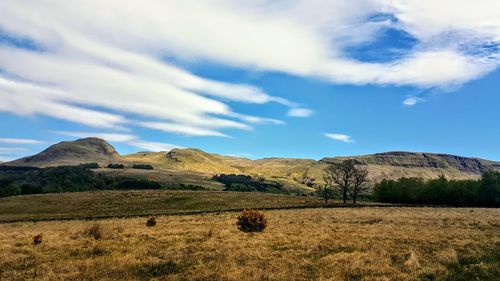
321,151,498,174
321,152,500,183
5,137,119,167
123,147,500,186
3,138,500,188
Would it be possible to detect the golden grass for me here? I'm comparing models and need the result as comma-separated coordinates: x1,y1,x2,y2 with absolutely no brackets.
0,190,330,222
0,207,499,280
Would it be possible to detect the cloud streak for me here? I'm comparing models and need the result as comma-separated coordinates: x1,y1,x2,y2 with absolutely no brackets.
0,138,45,145
324,133,354,143
287,108,314,118
0,0,498,139
403,96,425,106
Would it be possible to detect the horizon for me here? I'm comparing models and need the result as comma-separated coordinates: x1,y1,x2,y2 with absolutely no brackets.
1,1,500,162
2,136,500,162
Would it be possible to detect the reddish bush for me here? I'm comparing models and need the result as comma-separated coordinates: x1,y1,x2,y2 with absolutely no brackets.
236,209,267,232
33,234,43,245
146,216,157,227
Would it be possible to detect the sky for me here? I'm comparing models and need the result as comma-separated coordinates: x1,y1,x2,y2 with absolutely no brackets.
0,0,499,161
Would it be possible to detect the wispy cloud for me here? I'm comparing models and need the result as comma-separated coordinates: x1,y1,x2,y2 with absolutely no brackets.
0,0,494,88
127,140,181,152
287,108,314,118
54,131,181,152
0,147,29,152
324,133,354,143
0,138,45,144
227,152,254,159
403,96,425,106
0,147,31,162
0,0,498,140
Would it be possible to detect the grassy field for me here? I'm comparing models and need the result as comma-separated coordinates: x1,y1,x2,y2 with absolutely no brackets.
0,207,498,280
0,190,332,222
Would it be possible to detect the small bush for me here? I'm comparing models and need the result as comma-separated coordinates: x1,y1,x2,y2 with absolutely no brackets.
33,234,42,245
236,209,267,232
78,163,100,169
132,164,154,170
107,163,125,169
84,223,104,240
146,216,157,227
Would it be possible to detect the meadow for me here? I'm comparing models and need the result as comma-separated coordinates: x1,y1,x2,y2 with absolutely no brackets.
0,190,332,222
0,207,498,280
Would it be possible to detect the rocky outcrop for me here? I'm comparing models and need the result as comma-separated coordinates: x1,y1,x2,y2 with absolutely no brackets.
320,151,498,175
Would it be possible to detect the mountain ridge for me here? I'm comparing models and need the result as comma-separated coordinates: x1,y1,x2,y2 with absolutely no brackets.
2,138,499,190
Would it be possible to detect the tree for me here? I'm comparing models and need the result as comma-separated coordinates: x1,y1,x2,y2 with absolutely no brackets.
350,166,369,204
479,171,500,207
0,182,22,197
315,182,334,203
323,160,357,204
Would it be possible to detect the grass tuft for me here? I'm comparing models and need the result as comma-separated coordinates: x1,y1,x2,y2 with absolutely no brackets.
83,223,105,240
135,261,187,278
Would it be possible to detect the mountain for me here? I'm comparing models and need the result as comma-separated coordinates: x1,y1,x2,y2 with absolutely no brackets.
3,138,500,191
5,137,120,167
320,152,500,183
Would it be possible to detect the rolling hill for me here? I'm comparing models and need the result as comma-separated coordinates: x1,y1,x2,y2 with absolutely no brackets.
2,138,499,192
6,137,120,167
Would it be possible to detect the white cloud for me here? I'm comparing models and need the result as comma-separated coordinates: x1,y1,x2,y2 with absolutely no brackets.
287,108,314,118
0,1,297,137
403,96,425,106
0,0,498,138
0,147,31,161
54,131,181,152
127,140,180,152
324,133,354,143
0,147,29,152
0,0,491,88
0,138,45,144
227,152,254,159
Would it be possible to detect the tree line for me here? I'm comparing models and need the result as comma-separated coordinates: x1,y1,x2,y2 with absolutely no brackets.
0,165,161,197
212,174,286,194
373,171,500,207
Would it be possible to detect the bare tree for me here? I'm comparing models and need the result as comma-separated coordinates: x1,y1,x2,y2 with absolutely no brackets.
315,182,334,204
350,166,370,204
323,160,356,204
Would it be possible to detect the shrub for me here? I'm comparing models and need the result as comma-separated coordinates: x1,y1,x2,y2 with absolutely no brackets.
236,209,267,232
84,223,104,240
146,216,157,227
214,174,285,194
132,164,154,170
79,163,100,169
33,233,42,245
107,163,125,169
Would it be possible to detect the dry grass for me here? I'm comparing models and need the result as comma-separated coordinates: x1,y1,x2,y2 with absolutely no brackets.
0,190,333,222
0,207,499,280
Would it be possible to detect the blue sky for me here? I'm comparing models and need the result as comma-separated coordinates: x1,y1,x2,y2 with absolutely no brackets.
0,1,499,161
